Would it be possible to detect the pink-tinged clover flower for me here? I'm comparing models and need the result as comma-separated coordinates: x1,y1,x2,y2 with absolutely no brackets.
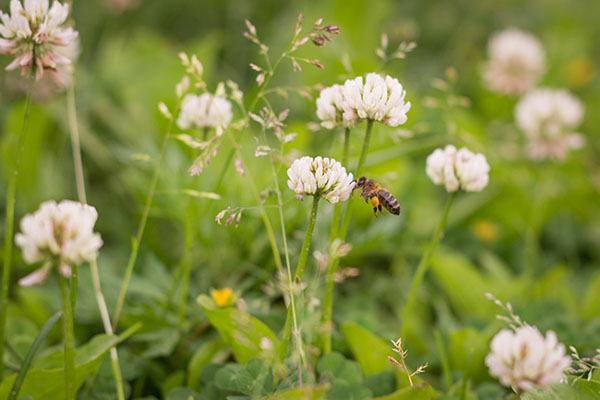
0,0,79,79
15,200,102,286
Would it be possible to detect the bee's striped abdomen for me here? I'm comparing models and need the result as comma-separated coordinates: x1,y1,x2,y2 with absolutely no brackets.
378,189,401,215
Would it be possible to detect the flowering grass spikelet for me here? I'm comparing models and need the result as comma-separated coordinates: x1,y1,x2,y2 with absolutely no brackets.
483,28,545,95
176,92,233,135
485,326,571,391
342,72,411,127
287,156,354,203
426,145,490,192
0,0,79,79
515,88,585,161
15,200,103,285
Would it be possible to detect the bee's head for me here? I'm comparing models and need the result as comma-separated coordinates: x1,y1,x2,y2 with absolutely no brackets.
355,176,367,188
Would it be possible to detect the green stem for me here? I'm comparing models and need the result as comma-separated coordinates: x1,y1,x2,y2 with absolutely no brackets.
0,84,34,381
66,82,125,400
320,120,373,354
67,85,86,204
59,273,76,400
70,264,78,312
400,191,457,339
330,128,351,240
177,199,194,331
278,196,320,360
113,116,174,330
295,196,320,280
226,130,283,274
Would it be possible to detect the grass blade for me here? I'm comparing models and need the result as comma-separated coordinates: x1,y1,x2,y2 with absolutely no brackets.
9,312,62,400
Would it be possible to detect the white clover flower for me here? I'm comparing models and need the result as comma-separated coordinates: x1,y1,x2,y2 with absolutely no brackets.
15,200,103,286
515,88,585,161
287,156,354,204
426,145,490,192
483,28,545,95
316,84,347,129
0,0,79,79
176,93,233,135
486,326,571,392
342,73,411,127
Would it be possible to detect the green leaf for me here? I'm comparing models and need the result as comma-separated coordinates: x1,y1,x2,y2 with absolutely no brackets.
0,334,119,400
430,250,497,318
9,312,62,400
521,382,600,400
165,387,201,400
365,371,396,397
263,385,329,400
200,302,279,364
187,339,227,389
215,359,273,396
341,322,395,375
327,382,372,400
448,327,496,383
317,352,363,385
373,382,437,400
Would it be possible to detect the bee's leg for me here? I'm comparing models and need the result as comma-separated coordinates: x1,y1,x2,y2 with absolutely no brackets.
371,196,380,217
378,204,383,215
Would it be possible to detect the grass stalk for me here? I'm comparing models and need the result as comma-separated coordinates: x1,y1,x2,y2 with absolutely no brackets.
112,116,174,330
320,120,373,353
278,195,320,362
400,191,457,339
59,273,76,400
66,83,125,400
0,80,34,381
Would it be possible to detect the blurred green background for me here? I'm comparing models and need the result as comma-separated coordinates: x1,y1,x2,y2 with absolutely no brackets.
1,0,600,398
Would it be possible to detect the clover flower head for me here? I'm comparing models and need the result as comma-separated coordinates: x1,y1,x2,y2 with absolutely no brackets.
15,200,103,286
426,145,490,192
483,28,545,95
485,326,571,392
0,0,79,79
341,73,411,127
176,93,233,135
515,88,585,161
287,156,354,204
316,84,347,129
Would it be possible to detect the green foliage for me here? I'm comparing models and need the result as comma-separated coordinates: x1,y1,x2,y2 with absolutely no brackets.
199,296,279,364
0,334,118,400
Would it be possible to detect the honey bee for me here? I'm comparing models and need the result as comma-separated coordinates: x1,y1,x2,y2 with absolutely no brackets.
354,176,401,216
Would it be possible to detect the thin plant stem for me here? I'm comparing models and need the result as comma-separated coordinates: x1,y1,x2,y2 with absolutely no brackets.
278,195,320,361
226,130,283,274
112,117,174,330
400,191,457,339
177,198,194,331
70,264,78,312
59,273,76,400
320,120,373,354
0,79,34,381
330,127,350,240
67,85,86,204
67,81,125,400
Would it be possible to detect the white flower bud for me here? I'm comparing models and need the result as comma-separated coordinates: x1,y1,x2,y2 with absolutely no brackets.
483,28,545,95
177,93,233,132
15,200,103,285
515,88,585,161
426,145,489,192
486,326,571,391
287,156,354,204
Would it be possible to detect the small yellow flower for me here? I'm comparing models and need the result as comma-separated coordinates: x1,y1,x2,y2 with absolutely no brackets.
472,219,499,242
210,288,235,308
565,56,595,88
